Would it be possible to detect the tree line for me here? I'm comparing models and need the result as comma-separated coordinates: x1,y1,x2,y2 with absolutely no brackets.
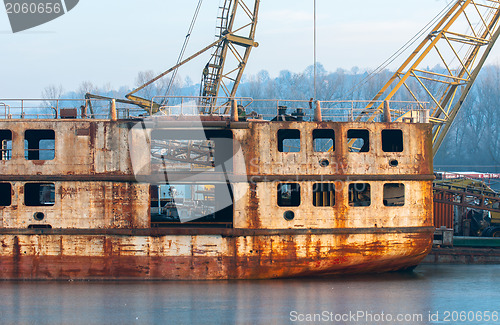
237,64,500,172
42,64,500,172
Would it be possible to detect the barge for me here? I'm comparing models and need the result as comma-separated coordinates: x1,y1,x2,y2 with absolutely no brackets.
0,99,434,280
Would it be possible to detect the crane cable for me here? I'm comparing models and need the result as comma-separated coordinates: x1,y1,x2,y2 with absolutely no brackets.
162,0,204,105
339,0,456,100
313,0,317,100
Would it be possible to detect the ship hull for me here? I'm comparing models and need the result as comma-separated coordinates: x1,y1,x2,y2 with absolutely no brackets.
0,227,433,280
0,116,435,280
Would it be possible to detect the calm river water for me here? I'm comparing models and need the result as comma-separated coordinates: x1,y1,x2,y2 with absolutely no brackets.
0,264,499,325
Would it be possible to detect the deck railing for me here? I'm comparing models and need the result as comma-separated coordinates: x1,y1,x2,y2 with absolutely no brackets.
0,97,430,123
0,99,145,120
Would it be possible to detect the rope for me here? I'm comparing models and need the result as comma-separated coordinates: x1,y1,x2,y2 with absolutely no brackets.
163,0,204,104
313,0,317,100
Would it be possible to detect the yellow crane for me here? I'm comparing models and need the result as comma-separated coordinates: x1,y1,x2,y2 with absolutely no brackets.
359,0,500,237
124,0,259,115
358,0,500,156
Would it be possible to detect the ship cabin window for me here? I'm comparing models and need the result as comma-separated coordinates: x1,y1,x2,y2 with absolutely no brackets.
150,129,233,171
278,129,300,152
313,129,335,152
313,183,335,207
0,183,12,206
150,183,233,227
277,183,301,207
24,183,55,206
382,129,403,152
348,183,371,207
347,129,369,152
0,130,12,161
383,183,405,206
24,130,55,160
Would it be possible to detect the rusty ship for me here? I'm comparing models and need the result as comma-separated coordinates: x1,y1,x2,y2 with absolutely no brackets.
0,97,435,280
2,0,500,280
0,0,464,280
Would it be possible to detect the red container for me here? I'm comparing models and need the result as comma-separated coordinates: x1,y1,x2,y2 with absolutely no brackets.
433,192,454,229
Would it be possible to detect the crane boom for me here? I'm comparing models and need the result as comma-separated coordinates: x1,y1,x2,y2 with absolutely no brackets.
358,0,500,156
199,0,260,114
123,0,259,115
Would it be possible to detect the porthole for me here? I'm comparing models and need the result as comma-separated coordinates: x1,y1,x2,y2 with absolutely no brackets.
319,159,330,167
389,159,399,167
283,211,295,221
33,212,45,221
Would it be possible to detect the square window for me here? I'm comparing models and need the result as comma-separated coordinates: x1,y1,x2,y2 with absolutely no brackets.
150,130,233,170
0,130,12,161
382,129,403,152
313,129,335,152
24,183,55,206
277,183,301,207
347,129,369,152
25,130,55,160
384,183,405,206
0,183,11,206
349,183,371,207
278,129,300,152
313,183,335,207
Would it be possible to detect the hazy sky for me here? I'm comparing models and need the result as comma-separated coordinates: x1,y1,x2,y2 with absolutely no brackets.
2,0,500,98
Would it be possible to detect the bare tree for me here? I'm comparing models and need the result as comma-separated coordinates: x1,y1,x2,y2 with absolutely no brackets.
135,70,182,105
77,81,99,99
40,84,64,117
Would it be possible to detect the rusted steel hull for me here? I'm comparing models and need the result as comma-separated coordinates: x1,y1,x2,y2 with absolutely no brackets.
0,115,435,280
0,228,433,280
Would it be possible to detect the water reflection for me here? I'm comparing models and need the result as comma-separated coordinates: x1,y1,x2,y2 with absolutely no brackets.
0,265,498,324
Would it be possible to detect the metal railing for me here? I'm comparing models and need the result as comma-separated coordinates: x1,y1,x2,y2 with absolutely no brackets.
0,98,147,120
246,99,428,122
0,102,11,118
0,97,430,123
150,96,253,116
151,97,428,122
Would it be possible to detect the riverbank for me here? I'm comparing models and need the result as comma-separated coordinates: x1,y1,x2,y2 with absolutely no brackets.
424,238,500,264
